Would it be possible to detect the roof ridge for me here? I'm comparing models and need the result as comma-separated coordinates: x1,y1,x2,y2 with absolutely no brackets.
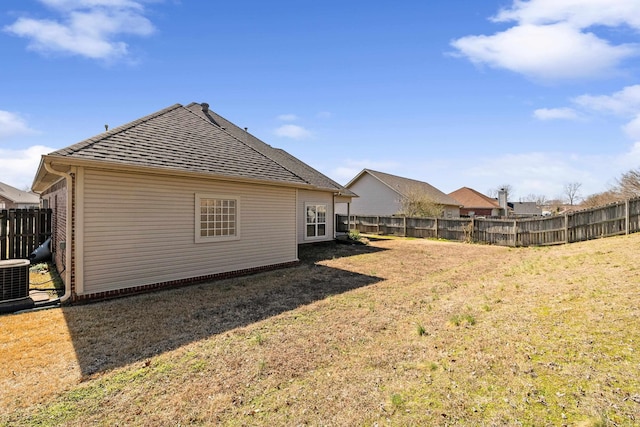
366,169,428,193
467,187,499,204
52,103,184,156
363,169,460,206
272,148,351,192
185,104,315,186
182,104,299,174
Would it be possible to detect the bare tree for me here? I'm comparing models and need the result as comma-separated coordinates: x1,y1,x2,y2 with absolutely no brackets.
399,187,444,218
616,168,640,198
521,193,548,206
563,182,582,206
581,190,622,208
487,184,514,200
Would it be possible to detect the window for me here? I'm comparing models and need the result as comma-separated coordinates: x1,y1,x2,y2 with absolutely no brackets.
305,203,327,239
195,194,240,242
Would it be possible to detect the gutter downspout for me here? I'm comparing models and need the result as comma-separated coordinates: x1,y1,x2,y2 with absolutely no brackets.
43,161,73,303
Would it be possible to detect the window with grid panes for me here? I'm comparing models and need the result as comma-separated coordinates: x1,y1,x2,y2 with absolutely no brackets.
195,194,240,242
305,203,327,239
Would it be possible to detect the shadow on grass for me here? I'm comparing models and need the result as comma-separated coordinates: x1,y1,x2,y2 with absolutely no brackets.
62,241,386,377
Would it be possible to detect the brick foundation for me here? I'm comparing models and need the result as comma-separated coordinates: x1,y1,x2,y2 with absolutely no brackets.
69,260,299,304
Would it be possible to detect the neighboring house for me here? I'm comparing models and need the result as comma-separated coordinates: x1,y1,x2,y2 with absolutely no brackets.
336,169,461,218
0,181,40,209
510,201,542,217
31,102,355,303
448,187,503,217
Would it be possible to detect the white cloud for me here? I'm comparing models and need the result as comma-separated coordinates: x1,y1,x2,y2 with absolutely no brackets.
623,114,640,140
451,0,640,81
0,145,53,190
565,85,640,140
462,151,614,199
0,110,38,139
573,85,640,115
533,107,579,120
4,0,155,61
277,114,298,122
493,0,640,28
40,0,145,10
620,141,640,169
274,124,312,140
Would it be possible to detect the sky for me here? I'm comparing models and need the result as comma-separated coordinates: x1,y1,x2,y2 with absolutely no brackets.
2,0,640,202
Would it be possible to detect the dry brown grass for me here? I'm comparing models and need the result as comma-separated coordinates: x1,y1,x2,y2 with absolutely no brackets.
2,234,639,426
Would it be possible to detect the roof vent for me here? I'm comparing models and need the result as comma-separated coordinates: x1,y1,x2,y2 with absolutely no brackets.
201,103,209,113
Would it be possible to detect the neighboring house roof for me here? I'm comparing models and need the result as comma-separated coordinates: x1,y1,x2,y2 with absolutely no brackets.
33,102,353,196
448,187,500,209
347,169,461,206
511,201,542,216
0,181,40,205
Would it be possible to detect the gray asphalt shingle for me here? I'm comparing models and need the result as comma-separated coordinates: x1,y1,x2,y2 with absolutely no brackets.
49,103,351,194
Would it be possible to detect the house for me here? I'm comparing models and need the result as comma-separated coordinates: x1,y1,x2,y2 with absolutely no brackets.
31,102,354,303
336,169,461,218
510,201,542,217
0,181,40,209
448,187,503,217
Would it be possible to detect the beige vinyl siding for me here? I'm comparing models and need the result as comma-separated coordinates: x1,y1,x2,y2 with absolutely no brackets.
347,173,402,216
297,189,334,243
78,168,297,295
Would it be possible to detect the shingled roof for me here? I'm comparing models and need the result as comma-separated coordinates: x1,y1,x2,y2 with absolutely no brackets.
448,187,500,209
0,181,40,204
35,103,352,195
348,169,460,206
184,103,355,195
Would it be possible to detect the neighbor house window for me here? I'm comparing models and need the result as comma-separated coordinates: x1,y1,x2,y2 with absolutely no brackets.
305,203,327,239
195,194,240,243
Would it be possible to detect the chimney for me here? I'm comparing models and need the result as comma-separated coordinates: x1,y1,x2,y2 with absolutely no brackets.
498,189,508,215
201,103,209,113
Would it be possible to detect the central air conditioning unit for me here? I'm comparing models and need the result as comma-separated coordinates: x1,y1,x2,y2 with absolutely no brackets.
0,259,30,303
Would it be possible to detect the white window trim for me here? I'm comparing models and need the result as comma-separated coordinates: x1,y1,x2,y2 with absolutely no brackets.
304,202,328,241
195,193,241,243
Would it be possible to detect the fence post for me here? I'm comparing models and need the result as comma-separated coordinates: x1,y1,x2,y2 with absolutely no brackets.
471,217,475,242
513,219,517,247
435,217,438,239
7,209,15,260
564,213,569,244
626,199,630,235
376,216,380,235
0,210,6,260
403,216,407,237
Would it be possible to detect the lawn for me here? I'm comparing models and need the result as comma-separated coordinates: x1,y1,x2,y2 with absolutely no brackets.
1,234,639,426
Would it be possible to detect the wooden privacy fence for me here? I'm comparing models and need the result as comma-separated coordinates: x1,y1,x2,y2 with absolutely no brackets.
0,209,52,260
336,197,640,247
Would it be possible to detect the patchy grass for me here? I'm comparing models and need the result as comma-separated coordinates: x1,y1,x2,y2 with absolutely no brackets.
29,261,65,299
2,235,640,425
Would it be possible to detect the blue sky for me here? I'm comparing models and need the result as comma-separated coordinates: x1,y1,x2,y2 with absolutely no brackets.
2,0,640,201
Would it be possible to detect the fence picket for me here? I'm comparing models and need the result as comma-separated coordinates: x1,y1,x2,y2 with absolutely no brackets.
336,196,640,247
0,208,52,260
